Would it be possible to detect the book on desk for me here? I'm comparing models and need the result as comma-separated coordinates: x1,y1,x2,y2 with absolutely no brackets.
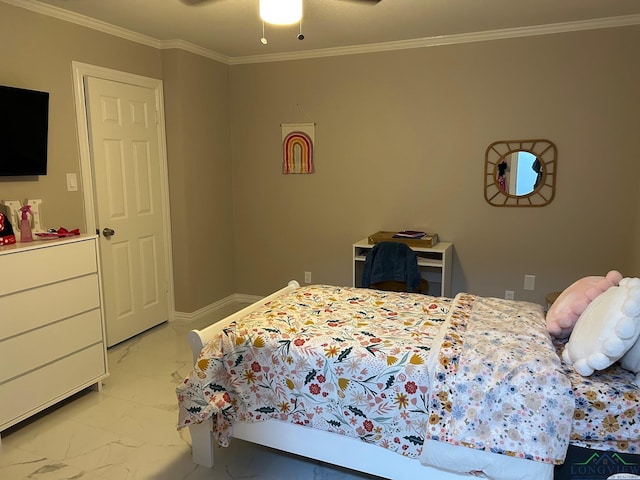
367,231,439,248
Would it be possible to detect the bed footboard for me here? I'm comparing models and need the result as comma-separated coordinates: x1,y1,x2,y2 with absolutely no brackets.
188,419,215,467
186,280,301,467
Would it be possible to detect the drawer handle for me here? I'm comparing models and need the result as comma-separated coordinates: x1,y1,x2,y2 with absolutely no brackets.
102,227,115,238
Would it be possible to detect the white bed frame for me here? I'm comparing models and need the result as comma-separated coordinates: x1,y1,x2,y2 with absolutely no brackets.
185,281,512,479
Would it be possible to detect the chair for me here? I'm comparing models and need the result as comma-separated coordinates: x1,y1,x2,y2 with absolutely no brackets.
361,242,428,294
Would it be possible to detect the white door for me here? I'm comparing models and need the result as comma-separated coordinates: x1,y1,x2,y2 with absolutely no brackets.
84,77,170,347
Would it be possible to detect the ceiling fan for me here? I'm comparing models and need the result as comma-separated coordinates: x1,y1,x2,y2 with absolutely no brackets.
180,0,382,45
181,0,382,25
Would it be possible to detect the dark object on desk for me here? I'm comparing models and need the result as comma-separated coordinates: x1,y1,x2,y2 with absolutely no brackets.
361,241,426,294
393,230,426,239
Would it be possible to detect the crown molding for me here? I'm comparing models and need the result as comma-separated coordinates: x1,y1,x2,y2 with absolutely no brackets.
229,14,640,64
3,0,162,49
158,39,230,64
4,0,640,66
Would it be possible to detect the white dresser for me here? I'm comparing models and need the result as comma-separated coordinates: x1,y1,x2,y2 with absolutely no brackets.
0,235,108,437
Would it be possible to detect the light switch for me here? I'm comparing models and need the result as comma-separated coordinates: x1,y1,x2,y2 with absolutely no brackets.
66,173,78,192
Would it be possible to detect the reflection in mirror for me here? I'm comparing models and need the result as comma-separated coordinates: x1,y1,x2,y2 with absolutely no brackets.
485,139,557,207
509,151,540,195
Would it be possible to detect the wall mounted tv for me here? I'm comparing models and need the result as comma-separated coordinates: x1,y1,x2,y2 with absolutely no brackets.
0,85,50,176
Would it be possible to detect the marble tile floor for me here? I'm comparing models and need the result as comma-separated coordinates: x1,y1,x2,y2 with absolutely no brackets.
0,304,383,480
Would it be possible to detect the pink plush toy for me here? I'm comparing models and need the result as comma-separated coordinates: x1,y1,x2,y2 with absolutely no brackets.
546,270,623,338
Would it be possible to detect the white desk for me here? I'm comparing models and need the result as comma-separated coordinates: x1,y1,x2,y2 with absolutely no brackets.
352,237,453,297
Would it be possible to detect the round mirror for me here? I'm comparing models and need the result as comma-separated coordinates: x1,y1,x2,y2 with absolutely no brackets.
484,139,557,207
498,151,542,196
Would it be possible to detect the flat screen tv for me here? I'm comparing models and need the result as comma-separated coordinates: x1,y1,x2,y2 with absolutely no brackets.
0,85,50,176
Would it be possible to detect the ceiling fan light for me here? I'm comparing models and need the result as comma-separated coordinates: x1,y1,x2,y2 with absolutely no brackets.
259,0,302,25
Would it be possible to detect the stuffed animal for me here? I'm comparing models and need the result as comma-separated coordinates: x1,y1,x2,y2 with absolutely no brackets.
546,270,623,338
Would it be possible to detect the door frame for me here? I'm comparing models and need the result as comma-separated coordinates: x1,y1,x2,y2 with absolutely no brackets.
71,61,175,323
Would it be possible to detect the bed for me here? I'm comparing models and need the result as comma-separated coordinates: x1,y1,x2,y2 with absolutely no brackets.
176,281,640,480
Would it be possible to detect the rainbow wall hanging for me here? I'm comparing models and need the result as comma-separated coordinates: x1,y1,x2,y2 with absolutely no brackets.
281,123,315,174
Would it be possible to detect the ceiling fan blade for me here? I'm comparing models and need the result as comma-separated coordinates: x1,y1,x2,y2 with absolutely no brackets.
179,0,216,5
339,0,382,4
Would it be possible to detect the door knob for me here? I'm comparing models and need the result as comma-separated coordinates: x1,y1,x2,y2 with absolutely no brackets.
102,227,115,238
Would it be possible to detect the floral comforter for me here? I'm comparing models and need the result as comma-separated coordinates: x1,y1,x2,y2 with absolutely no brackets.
555,339,640,455
176,286,599,466
424,294,575,465
177,285,452,458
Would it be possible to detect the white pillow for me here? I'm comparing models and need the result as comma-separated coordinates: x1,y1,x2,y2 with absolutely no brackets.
620,335,640,386
562,277,640,377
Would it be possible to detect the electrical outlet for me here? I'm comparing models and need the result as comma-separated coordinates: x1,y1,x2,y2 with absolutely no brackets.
524,275,535,291
505,290,515,300
304,271,311,284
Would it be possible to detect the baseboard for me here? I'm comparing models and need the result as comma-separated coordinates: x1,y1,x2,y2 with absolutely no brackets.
173,293,263,323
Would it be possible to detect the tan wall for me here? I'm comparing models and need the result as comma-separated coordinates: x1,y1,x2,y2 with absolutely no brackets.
0,3,235,313
161,49,235,312
635,189,640,273
230,26,640,303
2,2,638,310
0,2,163,229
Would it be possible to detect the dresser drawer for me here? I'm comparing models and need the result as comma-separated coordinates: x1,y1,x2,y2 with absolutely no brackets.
0,239,97,296
0,343,106,431
0,274,101,340
0,309,103,383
